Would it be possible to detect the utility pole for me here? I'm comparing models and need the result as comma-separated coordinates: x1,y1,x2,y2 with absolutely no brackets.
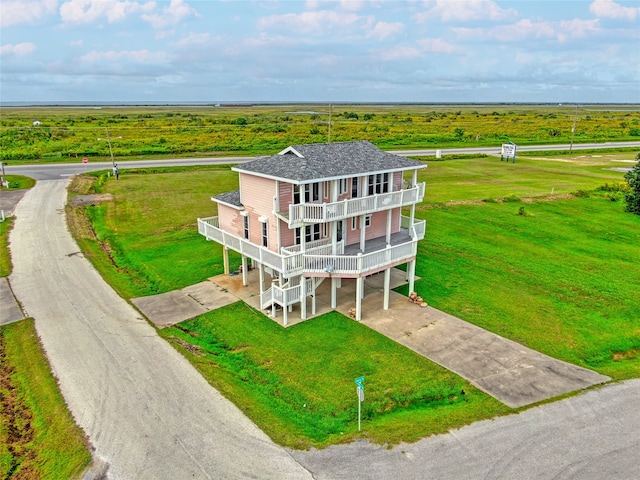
105,127,116,168
569,105,578,152
328,104,332,143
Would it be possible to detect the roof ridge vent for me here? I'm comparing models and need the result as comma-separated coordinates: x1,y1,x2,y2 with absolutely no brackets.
278,146,304,158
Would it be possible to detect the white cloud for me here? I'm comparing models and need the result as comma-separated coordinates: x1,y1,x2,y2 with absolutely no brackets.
375,45,421,61
78,49,170,64
590,0,639,20
69,39,84,47
454,18,600,43
0,0,57,28
142,0,200,29
175,32,211,48
416,37,457,54
0,42,37,57
368,21,404,40
59,0,155,25
415,0,517,23
258,10,369,34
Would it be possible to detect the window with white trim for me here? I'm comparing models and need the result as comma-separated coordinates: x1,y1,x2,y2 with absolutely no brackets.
368,173,389,195
339,178,348,195
293,184,300,204
351,217,357,230
295,224,321,244
262,222,268,247
365,214,372,227
243,214,249,239
351,177,359,198
304,183,320,202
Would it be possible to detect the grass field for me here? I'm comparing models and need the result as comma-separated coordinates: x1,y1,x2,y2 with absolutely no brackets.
160,304,508,449
2,104,639,161
65,149,640,447
0,320,91,479
0,217,14,277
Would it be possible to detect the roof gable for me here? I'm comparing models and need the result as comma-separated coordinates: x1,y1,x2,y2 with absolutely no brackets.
233,140,425,183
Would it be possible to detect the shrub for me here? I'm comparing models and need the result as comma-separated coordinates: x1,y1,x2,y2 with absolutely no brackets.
572,189,590,198
623,161,640,214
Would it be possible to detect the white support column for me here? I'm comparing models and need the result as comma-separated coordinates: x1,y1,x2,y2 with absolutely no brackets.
359,215,366,252
410,170,418,237
386,209,392,244
331,276,337,308
258,262,265,295
283,289,288,326
408,259,416,296
223,247,230,275
355,276,364,321
300,275,307,320
383,267,391,310
311,280,316,316
241,255,248,286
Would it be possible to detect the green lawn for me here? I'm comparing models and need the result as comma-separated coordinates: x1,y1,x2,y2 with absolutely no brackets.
160,303,508,449
68,165,241,298
0,320,91,479
416,152,630,204
0,217,14,277
406,196,640,380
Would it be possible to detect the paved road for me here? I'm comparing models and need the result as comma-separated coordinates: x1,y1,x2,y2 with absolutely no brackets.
8,179,313,480
5,141,640,181
292,379,640,480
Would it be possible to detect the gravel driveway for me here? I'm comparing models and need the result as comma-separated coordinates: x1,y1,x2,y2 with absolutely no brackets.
8,179,312,480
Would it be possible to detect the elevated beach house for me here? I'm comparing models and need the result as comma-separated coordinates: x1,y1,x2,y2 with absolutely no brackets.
197,140,426,324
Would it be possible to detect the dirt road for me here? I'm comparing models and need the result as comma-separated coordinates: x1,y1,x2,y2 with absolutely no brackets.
8,179,312,479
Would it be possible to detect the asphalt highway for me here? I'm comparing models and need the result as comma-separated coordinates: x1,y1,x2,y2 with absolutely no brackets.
6,141,640,181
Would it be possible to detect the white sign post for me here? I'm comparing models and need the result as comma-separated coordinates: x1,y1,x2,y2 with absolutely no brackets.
355,376,365,431
501,143,517,163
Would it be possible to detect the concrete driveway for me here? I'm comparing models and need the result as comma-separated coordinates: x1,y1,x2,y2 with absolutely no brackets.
136,267,609,409
354,291,609,408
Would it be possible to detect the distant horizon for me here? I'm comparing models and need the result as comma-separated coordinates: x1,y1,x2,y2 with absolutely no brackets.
3,101,640,108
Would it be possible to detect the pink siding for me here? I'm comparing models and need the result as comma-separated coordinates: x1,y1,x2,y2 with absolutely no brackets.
279,182,292,212
344,208,402,246
280,220,296,248
239,173,279,252
218,204,242,237
393,171,403,191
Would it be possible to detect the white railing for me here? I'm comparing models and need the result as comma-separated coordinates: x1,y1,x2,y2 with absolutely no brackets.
199,217,420,279
260,277,317,310
303,241,417,277
198,217,304,278
287,182,426,226
400,216,426,240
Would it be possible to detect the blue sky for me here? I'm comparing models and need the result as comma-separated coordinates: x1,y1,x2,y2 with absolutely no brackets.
1,0,639,103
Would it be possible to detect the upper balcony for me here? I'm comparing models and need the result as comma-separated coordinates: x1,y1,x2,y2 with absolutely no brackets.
277,182,425,227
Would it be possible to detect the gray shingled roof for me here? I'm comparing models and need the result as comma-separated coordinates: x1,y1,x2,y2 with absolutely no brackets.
233,140,424,183
213,189,243,208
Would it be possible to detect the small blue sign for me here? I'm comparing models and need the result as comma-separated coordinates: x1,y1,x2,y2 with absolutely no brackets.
355,376,365,389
